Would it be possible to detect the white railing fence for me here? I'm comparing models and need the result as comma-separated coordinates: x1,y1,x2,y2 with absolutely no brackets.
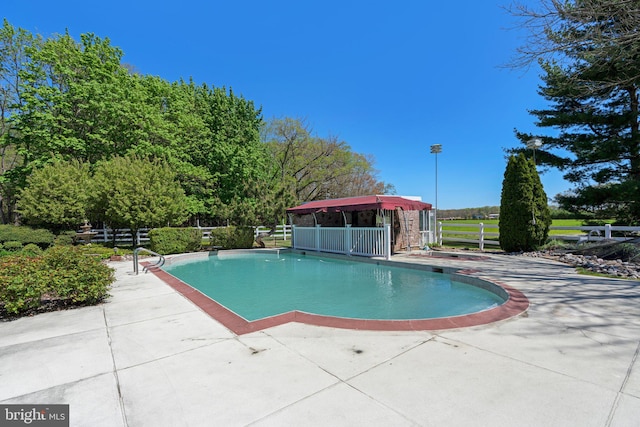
253,224,291,240
82,224,292,245
292,225,392,260
437,222,640,250
436,223,500,251
89,228,151,245
548,224,640,242
79,222,638,254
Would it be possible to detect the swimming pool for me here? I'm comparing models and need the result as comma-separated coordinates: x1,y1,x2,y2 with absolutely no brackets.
162,251,508,323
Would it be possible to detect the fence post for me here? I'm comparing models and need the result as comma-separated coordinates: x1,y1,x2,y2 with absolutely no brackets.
437,222,443,246
605,223,612,240
384,224,391,260
136,230,141,246
291,225,296,249
103,227,108,242
315,225,321,252
479,223,484,251
345,224,352,256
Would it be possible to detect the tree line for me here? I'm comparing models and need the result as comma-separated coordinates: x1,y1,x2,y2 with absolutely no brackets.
437,207,501,220
0,20,393,230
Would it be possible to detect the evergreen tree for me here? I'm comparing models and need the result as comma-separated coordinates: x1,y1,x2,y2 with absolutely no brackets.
510,0,640,223
530,157,552,246
89,155,188,247
499,154,550,252
17,159,91,231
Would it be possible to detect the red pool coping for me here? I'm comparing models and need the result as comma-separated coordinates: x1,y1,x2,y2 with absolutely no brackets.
145,264,529,336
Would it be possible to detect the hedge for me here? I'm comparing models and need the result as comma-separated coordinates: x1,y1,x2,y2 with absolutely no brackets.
148,227,203,255
0,225,55,249
3,241,23,252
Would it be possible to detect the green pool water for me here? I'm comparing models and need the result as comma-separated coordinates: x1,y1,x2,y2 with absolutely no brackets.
163,252,504,321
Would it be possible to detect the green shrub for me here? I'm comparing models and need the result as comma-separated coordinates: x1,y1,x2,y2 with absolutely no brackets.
22,243,44,256
209,226,254,249
540,239,573,251
53,230,78,246
583,219,609,227
43,246,114,304
148,227,202,255
0,254,48,314
0,246,114,315
75,244,127,260
4,241,23,252
0,225,54,249
550,207,579,219
612,243,640,262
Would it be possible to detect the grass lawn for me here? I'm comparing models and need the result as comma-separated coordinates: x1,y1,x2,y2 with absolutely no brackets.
437,219,601,246
547,219,591,235
440,219,498,233
441,219,589,236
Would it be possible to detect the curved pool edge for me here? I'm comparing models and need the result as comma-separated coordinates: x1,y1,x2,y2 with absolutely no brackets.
146,250,529,335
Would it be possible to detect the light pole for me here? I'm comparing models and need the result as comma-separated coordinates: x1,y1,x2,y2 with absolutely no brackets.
430,144,442,243
526,138,542,225
527,138,542,164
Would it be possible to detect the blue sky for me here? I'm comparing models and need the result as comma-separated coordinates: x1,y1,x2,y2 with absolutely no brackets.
4,0,565,209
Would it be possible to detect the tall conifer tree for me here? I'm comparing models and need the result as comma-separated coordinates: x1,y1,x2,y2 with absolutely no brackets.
511,0,640,223
500,154,550,252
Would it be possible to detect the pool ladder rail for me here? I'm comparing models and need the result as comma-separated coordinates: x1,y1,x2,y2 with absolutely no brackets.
133,247,165,275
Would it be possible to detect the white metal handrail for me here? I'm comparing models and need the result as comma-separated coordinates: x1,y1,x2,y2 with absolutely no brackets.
133,247,165,275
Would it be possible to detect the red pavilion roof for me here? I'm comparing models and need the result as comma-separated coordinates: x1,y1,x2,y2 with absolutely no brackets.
286,195,432,215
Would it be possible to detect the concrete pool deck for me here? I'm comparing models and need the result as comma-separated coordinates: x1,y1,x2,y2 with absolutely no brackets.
1,252,640,426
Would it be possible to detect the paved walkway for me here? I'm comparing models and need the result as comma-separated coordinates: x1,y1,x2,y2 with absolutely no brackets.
1,252,639,426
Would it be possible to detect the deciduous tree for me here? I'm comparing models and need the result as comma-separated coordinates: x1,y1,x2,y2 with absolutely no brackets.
11,32,141,165
1,21,396,229
263,117,393,208
0,20,39,223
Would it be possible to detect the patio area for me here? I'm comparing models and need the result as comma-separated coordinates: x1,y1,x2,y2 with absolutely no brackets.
1,252,639,426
